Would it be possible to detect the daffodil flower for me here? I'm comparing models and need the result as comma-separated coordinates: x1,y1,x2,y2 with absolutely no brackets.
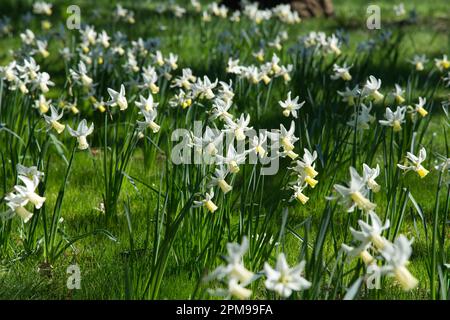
362,76,384,102
43,105,65,134
412,97,428,117
379,106,406,132
435,54,450,72
34,94,51,114
137,109,160,133
226,58,242,74
171,68,196,90
192,76,218,100
278,121,299,152
107,84,128,110
380,235,418,290
141,66,159,94
331,63,352,81
397,147,429,178
290,183,309,204
33,1,53,15
193,190,218,213
249,133,268,158
338,85,360,106
68,119,94,150
334,167,376,213
391,84,405,104
363,163,381,192
135,93,158,112
33,71,54,93
264,253,311,298
347,103,375,130
408,54,428,71
208,165,232,194
279,91,304,118
192,128,223,157
223,114,252,141
16,164,44,181
291,148,319,179
70,61,93,88
216,144,247,174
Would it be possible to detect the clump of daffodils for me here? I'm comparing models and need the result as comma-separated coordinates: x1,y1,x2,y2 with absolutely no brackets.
342,212,418,291
206,237,255,299
1,165,46,223
288,149,319,205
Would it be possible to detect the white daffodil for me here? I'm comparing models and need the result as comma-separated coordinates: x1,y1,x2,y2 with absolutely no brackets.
1,60,18,82
223,114,252,141
16,57,39,80
97,30,110,48
379,106,406,132
192,128,223,157
278,121,299,155
334,167,376,213
325,34,342,55
279,92,305,118
171,68,196,90
2,175,46,223
249,132,268,158
33,72,54,93
352,211,390,251
165,53,178,70
169,89,193,110
137,109,160,133
226,58,242,74
264,253,311,298
338,85,360,106
208,165,232,194
216,144,247,174
210,98,233,122
291,148,319,179
36,40,49,58
33,1,53,15
68,119,94,150
43,105,65,134
397,147,429,178
331,63,352,81
192,76,218,100
435,55,450,72
408,54,428,71
135,93,158,112
347,103,375,130
380,235,418,290
20,29,35,45
141,66,159,94
362,76,384,102
290,183,309,205
70,61,93,88
412,97,428,118
107,84,128,110
193,189,218,213
391,84,406,104
275,64,293,83
218,81,234,104
363,163,381,192
16,164,44,181
34,94,51,114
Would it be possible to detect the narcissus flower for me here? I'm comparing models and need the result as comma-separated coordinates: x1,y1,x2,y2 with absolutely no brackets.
412,97,428,117
192,76,218,100
279,91,305,118
249,133,268,158
338,85,360,106
68,119,94,150
408,54,428,71
107,84,128,110
193,190,218,213
347,103,375,130
331,63,352,81
216,144,247,174
379,106,406,132
391,84,405,104
70,61,93,88
2,175,46,223
137,109,160,133
264,253,311,298
334,167,376,213
135,93,158,112
435,55,450,72
208,165,232,194
290,183,309,204
362,76,384,102
397,147,429,178
363,163,381,192
34,94,51,114
43,105,65,134
380,235,418,290
224,114,252,141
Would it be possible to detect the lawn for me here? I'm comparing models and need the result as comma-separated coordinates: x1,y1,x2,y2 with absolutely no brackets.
0,0,449,300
